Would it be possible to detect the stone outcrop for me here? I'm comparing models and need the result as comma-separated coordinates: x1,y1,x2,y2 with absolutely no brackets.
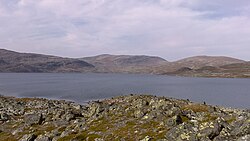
0,95,249,141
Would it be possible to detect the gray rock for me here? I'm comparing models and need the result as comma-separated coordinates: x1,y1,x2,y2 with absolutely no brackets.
24,113,43,125
0,112,10,121
34,135,51,141
65,113,75,121
140,136,151,141
12,127,24,135
19,134,37,141
237,134,250,141
52,120,69,127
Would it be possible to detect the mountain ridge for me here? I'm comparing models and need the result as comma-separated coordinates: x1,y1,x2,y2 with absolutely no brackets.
0,49,249,78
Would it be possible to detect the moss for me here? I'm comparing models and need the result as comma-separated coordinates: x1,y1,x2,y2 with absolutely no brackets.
181,115,190,123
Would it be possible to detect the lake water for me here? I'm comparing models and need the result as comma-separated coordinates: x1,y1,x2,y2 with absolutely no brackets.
0,73,249,108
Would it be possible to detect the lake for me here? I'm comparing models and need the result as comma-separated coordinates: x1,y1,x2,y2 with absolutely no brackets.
0,73,249,108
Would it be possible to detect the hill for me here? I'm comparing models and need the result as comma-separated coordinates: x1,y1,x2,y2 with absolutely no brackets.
0,49,249,78
82,54,168,74
165,62,250,78
0,49,95,73
173,56,245,69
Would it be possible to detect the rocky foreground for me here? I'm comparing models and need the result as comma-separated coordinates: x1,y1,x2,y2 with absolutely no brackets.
0,95,249,141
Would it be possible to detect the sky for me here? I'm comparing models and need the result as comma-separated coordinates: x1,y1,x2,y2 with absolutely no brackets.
0,0,250,61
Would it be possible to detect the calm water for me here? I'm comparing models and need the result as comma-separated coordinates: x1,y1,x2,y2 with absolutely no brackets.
0,73,249,108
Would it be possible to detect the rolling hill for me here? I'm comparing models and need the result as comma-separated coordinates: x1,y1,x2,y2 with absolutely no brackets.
0,49,95,73
82,54,168,73
0,49,249,78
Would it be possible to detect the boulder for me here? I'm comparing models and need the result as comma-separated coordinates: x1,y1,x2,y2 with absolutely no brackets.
24,113,43,125
34,135,51,141
19,134,37,141
0,112,10,121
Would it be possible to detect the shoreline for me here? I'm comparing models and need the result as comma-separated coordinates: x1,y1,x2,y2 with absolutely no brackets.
1,94,249,141
0,72,250,79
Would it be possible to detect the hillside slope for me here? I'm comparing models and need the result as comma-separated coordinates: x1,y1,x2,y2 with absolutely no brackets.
173,56,245,69
0,49,249,78
82,54,169,74
0,49,95,73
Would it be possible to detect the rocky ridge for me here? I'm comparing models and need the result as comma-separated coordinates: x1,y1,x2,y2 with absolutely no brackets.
0,95,249,141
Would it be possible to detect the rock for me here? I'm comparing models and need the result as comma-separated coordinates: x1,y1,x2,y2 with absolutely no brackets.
12,127,24,135
34,135,51,141
237,134,250,141
24,113,43,125
65,113,75,121
231,119,250,136
0,112,10,121
199,121,225,140
165,115,183,126
19,134,37,141
134,109,145,118
52,120,69,127
140,136,151,141
94,139,104,141
236,120,250,136
208,122,224,140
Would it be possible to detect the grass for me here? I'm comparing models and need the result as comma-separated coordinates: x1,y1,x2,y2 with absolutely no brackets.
0,132,18,141
201,113,218,123
182,104,209,113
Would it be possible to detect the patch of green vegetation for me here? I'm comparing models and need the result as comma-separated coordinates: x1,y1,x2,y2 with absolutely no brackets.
106,119,168,141
139,121,168,140
88,117,114,132
181,115,190,123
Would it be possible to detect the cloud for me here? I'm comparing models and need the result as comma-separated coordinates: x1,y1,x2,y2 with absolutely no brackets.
0,0,250,60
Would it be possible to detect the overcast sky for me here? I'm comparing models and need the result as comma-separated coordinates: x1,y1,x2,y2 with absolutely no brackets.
0,0,250,61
